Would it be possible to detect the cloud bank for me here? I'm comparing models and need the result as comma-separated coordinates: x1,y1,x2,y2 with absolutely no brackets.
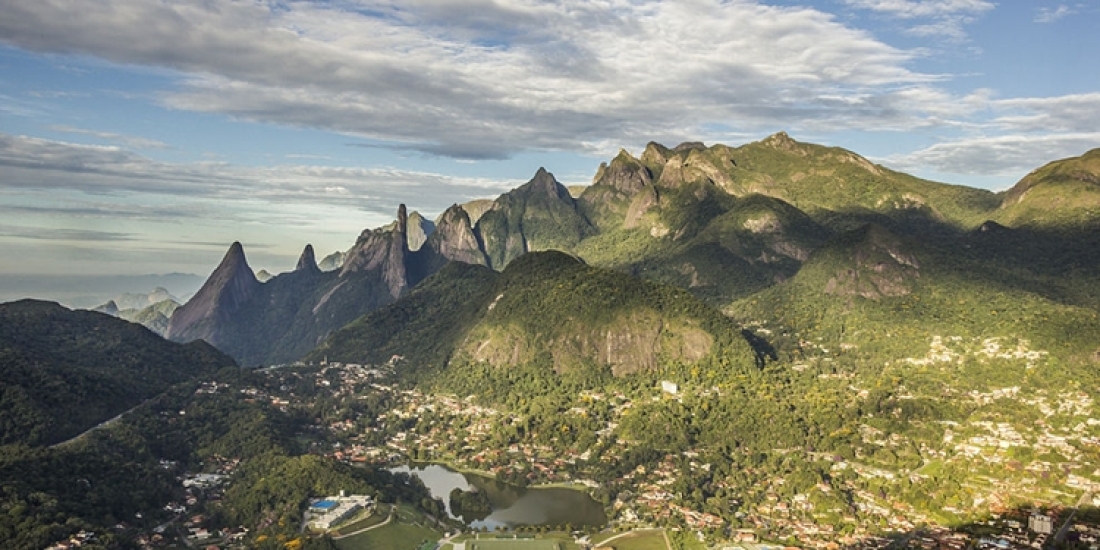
0,0,957,159
0,2,1093,186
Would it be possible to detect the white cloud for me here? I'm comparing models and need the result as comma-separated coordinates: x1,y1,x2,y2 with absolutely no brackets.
843,0,994,39
991,93,1100,133
0,0,957,159
843,0,995,18
0,132,519,218
885,132,1100,177
1035,5,1074,23
0,130,529,274
49,125,169,150
882,92,1100,177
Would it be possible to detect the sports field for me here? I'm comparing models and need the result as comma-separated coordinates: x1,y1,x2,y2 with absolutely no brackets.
464,540,563,550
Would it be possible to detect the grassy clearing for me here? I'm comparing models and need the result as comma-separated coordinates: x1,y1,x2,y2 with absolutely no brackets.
333,520,441,550
465,539,563,550
453,533,580,550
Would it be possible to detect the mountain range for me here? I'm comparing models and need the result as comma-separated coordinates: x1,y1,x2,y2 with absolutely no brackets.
165,133,1100,375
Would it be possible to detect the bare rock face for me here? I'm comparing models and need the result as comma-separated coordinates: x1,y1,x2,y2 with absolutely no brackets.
295,244,321,274
428,205,489,266
823,225,921,301
640,141,672,174
476,168,593,269
406,211,435,252
579,150,658,229
167,242,261,346
341,204,410,299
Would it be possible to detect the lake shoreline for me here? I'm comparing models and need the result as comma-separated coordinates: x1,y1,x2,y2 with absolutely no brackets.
390,461,608,530
409,458,597,494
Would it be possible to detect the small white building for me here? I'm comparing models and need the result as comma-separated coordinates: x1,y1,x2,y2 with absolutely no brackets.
661,380,679,395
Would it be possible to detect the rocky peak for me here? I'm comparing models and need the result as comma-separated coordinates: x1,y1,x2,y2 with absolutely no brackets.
527,167,571,200
295,244,321,274
641,142,672,171
338,205,410,298
318,251,346,272
211,242,260,291
167,241,262,343
427,204,489,267
476,169,593,269
594,149,652,195
761,131,803,153
93,300,119,316
407,211,435,252
673,141,707,154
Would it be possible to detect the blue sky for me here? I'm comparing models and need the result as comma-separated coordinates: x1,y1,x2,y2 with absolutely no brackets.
0,0,1098,280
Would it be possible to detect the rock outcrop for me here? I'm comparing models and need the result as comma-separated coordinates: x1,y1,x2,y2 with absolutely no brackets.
167,242,261,349
476,168,594,269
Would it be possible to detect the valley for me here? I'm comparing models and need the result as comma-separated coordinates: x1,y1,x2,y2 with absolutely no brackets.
4,135,1100,549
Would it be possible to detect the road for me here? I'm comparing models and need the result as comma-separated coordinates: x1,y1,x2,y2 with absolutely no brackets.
49,399,151,448
588,528,670,550
330,508,395,540
1054,490,1092,544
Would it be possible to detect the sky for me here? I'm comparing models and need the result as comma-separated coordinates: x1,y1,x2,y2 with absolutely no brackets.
1,0,1098,282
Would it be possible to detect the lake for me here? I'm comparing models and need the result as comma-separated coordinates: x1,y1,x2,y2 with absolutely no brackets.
390,463,607,530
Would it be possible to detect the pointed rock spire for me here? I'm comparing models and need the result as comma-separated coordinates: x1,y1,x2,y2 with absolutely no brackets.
295,244,321,273
167,241,261,344
337,205,410,298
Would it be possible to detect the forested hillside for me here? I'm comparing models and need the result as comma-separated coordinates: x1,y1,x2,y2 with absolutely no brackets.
0,300,235,447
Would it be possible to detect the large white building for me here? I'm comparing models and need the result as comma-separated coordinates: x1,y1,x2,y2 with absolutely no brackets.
307,494,373,530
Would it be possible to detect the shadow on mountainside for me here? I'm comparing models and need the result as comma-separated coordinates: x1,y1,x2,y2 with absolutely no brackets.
829,504,1100,550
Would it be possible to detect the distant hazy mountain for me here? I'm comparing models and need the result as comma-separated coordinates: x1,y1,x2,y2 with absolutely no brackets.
0,273,203,309
318,250,346,271
93,297,180,337
90,287,183,336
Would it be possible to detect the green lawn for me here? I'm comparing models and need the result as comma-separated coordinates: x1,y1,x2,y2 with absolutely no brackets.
452,533,580,550
465,540,563,550
590,530,669,550
334,518,441,550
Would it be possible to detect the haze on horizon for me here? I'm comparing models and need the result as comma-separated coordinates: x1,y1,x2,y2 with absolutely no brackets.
0,0,1098,284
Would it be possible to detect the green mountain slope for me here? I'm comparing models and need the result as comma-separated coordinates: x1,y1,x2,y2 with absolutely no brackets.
309,261,500,369
309,251,758,377
995,148,1100,230
569,133,1007,307
0,300,235,446
727,223,1100,377
722,132,1001,230
476,169,594,269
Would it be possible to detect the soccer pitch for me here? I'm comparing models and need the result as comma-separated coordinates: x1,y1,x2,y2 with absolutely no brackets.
463,539,563,550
